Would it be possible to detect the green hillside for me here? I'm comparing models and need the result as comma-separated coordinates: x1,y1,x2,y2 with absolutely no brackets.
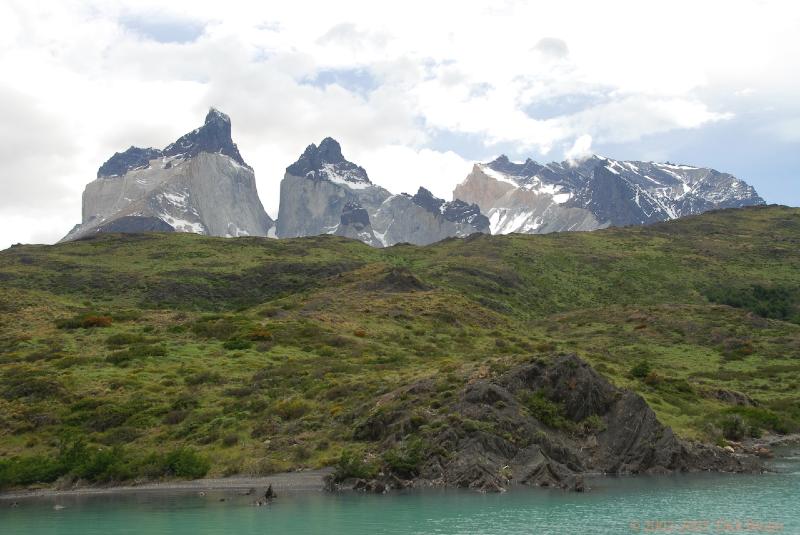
1,205,799,488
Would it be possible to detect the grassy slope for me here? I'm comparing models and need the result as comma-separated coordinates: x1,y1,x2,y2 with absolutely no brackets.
0,205,798,484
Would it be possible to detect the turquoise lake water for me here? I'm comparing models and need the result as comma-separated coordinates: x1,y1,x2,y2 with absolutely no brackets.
2,449,798,535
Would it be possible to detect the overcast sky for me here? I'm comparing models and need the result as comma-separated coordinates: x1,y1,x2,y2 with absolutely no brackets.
1,0,798,249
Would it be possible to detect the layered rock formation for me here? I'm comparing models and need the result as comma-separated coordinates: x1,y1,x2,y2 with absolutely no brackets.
61,109,274,241
454,155,765,235
277,138,488,246
334,354,761,493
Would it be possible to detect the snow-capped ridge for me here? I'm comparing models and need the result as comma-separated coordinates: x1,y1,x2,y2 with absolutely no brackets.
455,152,764,236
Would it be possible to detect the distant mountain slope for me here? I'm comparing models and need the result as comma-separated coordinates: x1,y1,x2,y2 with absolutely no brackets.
61,109,274,242
454,154,764,235
276,138,488,246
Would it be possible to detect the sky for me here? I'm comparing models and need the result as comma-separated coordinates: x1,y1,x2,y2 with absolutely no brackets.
0,0,798,249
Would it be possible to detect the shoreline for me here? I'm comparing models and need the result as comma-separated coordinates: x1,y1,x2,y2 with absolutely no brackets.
2,435,798,501
0,468,333,501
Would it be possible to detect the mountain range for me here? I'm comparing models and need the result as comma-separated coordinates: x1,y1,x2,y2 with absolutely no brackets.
61,109,765,245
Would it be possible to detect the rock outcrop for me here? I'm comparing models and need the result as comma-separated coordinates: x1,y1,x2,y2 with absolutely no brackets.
277,139,489,246
454,155,765,235
61,109,274,241
335,354,761,493
333,201,382,247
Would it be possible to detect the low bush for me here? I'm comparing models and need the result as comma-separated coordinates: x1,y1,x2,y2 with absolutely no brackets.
191,316,239,340
333,449,378,481
521,391,570,429
56,314,113,329
105,333,146,347
273,397,312,420
163,448,210,479
721,415,746,440
222,339,252,351
630,361,652,379
185,371,224,386
382,437,425,478
106,343,166,365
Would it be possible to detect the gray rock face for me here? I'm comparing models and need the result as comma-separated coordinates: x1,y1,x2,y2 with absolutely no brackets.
454,154,765,235
371,191,487,246
346,354,761,493
61,109,274,241
277,139,488,246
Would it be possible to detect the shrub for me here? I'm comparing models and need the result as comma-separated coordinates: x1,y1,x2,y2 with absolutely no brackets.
247,328,273,341
163,448,210,479
185,371,224,386
191,317,239,340
522,391,570,429
0,456,62,488
643,371,662,386
721,415,746,441
273,397,312,420
106,343,166,365
579,414,606,434
221,434,239,447
630,361,652,379
56,314,113,329
333,449,378,481
382,437,424,478
163,410,189,425
222,339,252,351
105,333,146,347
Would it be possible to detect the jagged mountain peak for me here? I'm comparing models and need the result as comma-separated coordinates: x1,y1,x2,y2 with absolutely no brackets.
285,137,371,187
317,137,345,163
162,107,248,168
205,107,231,125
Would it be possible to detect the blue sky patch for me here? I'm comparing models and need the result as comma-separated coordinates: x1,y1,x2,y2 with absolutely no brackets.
301,68,379,96
120,15,205,44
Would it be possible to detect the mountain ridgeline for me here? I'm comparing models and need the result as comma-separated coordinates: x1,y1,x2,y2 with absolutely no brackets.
61,109,764,246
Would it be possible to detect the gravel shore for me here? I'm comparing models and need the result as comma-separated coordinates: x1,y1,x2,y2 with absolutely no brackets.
0,468,332,500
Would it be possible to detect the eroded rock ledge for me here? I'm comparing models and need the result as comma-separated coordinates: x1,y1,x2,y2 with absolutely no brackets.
327,354,762,493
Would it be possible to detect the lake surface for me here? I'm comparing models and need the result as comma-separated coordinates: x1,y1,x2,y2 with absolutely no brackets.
2,448,798,535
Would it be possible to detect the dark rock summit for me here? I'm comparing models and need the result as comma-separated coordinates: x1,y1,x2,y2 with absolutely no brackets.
286,137,370,184
339,200,371,228
333,201,382,247
97,147,163,178
333,354,760,493
162,108,249,168
411,187,490,232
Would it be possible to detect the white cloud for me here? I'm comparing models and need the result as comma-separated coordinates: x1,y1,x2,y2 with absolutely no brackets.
565,135,593,163
1,0,799,249
352,146,472,201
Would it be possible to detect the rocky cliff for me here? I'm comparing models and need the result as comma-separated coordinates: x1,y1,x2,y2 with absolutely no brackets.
61,109,274,241
331,354,761,493
454,155,765,235
276,139,488,246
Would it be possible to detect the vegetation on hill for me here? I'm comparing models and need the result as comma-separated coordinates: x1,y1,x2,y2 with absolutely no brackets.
0,205,798,489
